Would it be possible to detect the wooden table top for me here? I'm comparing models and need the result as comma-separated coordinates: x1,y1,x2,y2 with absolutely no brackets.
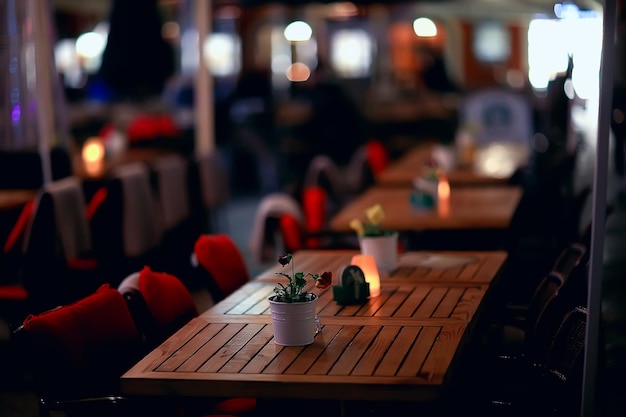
329,185,522,233
120,250,507,403
0,189,36,211
377,141,529,187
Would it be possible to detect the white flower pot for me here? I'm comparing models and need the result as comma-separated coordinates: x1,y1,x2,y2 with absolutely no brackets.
359,232,399,272
268,294,319,346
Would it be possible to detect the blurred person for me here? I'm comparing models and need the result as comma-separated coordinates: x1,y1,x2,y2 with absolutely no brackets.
291,61,368,169
226,69,279,195
98,0,175,102
417,46,460,94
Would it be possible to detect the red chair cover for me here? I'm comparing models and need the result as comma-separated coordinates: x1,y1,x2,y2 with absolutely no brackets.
193,234,250,298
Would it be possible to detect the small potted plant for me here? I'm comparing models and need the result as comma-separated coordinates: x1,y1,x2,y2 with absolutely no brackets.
349,204,399,271
268,253,332,346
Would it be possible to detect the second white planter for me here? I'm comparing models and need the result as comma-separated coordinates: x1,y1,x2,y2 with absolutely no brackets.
358,232,399,272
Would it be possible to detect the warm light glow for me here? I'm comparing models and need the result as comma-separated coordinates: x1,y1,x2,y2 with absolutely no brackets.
286,63,311,82
413,17,437,37
351,254,381,297
82,137,105,163
82,137,105,177
437,175,450,217
284,21,313,42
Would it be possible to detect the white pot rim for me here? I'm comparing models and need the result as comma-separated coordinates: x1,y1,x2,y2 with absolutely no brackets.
268,293,318,304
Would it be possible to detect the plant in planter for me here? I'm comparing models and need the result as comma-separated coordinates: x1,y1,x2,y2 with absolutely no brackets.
272,253,332,303
269,253,332,346
349,203,394,238
349,204,399,271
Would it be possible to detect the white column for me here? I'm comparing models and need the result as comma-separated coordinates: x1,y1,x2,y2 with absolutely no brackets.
194,0,214,156
583,0,616,415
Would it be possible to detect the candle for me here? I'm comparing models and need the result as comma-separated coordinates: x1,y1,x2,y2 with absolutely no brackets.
437,175,450,217
350,254,381,297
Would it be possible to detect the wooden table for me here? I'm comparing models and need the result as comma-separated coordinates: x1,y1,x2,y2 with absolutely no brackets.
329,185,522,233
377,141,529,187
120,249,507,410
0,189,36,212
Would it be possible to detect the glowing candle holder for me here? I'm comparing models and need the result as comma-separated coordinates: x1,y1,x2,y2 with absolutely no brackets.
437,175,450,217
350,254,381,298
81,136,105,176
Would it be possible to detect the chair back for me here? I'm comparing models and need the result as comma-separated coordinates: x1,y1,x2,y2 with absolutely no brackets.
148,153,190,232
193,234,250,301
524,271,565,342
110,162,163,258
459,88,533,147
541,306,587,415
248,192,304,264
546,306,587,381
21,176,99,309
23,176,92,261
525,260,589,363
303,154,347,205
551,242,586,279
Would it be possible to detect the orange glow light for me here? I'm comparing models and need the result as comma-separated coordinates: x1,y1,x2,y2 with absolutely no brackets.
437,176,450,217
350,254,381,297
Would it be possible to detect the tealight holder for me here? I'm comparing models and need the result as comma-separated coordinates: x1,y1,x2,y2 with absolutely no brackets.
332,265,370,305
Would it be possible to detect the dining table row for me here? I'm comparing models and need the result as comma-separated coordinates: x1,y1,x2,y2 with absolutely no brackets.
117,137,529,415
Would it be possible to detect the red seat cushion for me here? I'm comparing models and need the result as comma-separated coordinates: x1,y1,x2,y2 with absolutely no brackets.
279,214,304,253
22,284,139,370
211,397,257,415
302,186,326,234
366,139,389,176
138,266,198,330
193,234,250,298
0,285,28,301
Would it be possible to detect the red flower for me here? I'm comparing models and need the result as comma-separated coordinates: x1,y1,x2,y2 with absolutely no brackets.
278,254,291,266
315,272,332,290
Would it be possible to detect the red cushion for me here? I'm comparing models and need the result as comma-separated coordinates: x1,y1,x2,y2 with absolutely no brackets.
155,115,180,138
3,199,34,254
22,284,139,369
279,214,304,253
85,186,108,222
193,234,250,298
138,266,198,329
366,139,389,176
66,257,99,271
302,186,326,234
0,285,28,301
127,115,159,141
211,397,257,415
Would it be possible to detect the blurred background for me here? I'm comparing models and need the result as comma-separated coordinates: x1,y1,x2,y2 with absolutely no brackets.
46,0,613,198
